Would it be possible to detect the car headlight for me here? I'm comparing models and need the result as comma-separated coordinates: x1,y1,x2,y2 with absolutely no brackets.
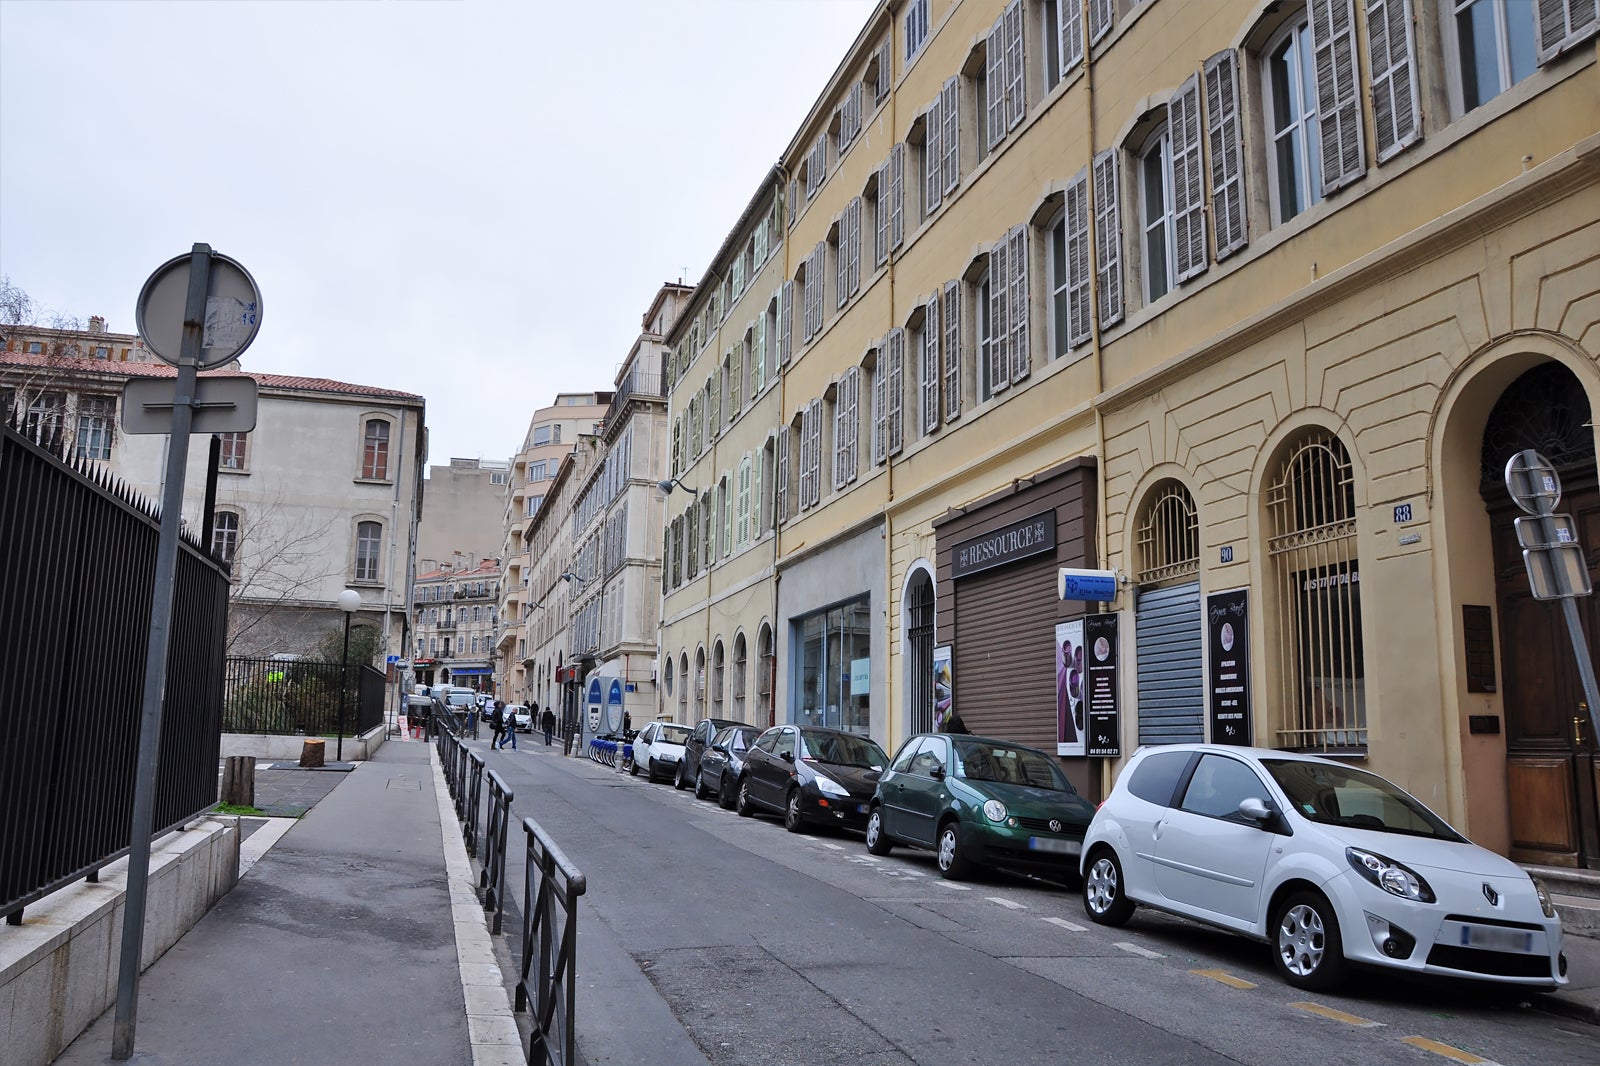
982,799,1007,823
1345,847,1435,903
1532,876,1557,919
813,775,849,797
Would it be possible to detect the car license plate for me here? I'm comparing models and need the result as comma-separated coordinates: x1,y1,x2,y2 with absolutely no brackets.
1028,836,1081,856
1458,924,1536,953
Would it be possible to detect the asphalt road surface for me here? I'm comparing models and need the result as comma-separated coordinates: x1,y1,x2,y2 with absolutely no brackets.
478,741,1598,1066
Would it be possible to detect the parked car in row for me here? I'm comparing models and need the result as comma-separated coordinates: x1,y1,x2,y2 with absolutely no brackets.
1081,744,1568,992
694,725,761,808
866,733,1096,885
675,717,741,790
736,725,888,833
626,721,693,783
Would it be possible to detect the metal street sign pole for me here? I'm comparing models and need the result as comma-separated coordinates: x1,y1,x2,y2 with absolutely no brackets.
113,244,213,1060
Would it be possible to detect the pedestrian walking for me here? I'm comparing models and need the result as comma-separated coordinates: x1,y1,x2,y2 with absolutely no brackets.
488,700,505,748
496,700,518,751
539,703,555,746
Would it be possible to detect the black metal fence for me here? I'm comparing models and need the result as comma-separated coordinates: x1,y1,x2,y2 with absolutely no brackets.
222,656,385,737
0,417,229,921
517,817,586,1066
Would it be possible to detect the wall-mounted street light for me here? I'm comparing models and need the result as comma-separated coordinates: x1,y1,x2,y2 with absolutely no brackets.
656,477,700,500
336,588,362,762
560,571,593,585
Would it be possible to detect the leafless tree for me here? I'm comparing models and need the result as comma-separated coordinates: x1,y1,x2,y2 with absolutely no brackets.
217,494,343,656
0,275,34,325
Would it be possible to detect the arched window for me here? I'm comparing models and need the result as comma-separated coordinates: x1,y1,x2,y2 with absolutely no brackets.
679,652,690,720
1135,480,1199,583
732,633,748,720
904,570,936,735
355,520,383,582
693,647,706,719
1267,429,1365,753
361,418,392,480
711,641,726,718
756,623,775,727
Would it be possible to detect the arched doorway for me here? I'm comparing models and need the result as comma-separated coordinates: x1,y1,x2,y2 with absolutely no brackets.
904,569,936,736
1481,363,1600,868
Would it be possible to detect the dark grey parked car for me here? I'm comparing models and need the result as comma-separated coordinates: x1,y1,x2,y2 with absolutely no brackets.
675,717,741,790
694,725,761,808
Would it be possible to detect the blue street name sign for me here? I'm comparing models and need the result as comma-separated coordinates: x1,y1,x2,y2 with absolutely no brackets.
1059,568,1117,601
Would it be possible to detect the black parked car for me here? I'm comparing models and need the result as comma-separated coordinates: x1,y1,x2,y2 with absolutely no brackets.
736,725,888,833
694,725,761,807
674,717,741,790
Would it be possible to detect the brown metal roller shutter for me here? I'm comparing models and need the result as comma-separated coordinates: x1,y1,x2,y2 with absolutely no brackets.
952,553,1058,754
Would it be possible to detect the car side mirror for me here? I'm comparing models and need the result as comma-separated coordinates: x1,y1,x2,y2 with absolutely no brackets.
929,764,945,780
1238,797,1274,824
780,751,795,763
711,743,727,754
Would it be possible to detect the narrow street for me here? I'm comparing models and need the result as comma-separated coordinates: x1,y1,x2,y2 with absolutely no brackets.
476,740,1598,1066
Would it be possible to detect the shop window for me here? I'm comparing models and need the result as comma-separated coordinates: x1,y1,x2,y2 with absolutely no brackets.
796,597,872,735
1266,430,1366,753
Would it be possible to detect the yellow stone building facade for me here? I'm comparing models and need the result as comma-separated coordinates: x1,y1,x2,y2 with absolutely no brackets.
664,0,1600,866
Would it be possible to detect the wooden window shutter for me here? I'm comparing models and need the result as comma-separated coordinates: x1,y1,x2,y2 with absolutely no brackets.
941,77,960,196
1059,0,1084,74
986,18,1006,150
1064,169,1093,348
808,398,824,506
836,221,850,311
710,367,722,438
1169,74,1208,284
1092,148,1124,329
1089,0,1115,44
798,405,813,509
875,161,891,268
887,328,905,456
942,280,962,422
1536,0,1600,62
1004,0,1026,131
988,238,1010,396
813,242,828,330
923,293,942,435
788,180,799,227
890,143,906,250
872,352,888,466
925,94,944,213
1365,0,1421,162
833,377,850,490
776,425,791,524
756,315,769,385
847,197,862,299
1008,224,1030,384
877,38,893,100
846,368,860,483
730,346,743,412
1308,0,1365,195
779,279,794,365
1203,50,1247,261
754,219,767,265
752,443,765,533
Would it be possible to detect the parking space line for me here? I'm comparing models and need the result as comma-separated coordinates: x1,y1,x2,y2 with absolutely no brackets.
1398,1037,1501,1065
1115,942,1165,959
815,841,845,851
932,881,972,891
986,896,1025,910
1041,916,1087,932
1290,1002,1383,1028
1190,968,1256,990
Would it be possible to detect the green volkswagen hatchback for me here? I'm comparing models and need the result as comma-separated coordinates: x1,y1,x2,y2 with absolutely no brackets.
865,732,1096,885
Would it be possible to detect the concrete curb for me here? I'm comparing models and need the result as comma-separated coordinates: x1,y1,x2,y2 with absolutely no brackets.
429,744,525,1066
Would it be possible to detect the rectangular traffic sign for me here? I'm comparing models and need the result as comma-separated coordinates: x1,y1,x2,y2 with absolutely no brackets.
121,375,259,435
1059,568,1117,602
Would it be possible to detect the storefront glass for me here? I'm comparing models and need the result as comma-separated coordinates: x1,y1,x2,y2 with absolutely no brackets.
796,597,871,734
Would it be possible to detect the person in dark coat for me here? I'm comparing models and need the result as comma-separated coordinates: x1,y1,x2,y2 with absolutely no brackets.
941,711,970,734
539,703,556,746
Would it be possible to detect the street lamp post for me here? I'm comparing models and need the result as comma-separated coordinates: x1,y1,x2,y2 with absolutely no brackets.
337,589,362,761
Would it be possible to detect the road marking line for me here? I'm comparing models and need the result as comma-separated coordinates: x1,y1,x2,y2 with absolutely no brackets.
986,896,1025,910
1399,1037,1501,1065
933,881,972,890
1290,1002,1384,1028
1042,916,1087,932
1191,968,1256,990
815,841,844,851
1115,942,1165,959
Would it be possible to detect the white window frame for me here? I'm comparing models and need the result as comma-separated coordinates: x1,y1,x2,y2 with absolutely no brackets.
1263,13,1325,226
1139,125,1177,305
904,0,930,61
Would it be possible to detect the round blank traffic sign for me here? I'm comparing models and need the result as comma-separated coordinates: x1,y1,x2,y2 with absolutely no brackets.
135,251,263,368
1504,449,1561,516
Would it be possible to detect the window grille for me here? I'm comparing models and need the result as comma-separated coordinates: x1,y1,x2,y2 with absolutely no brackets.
1135,481,1198,584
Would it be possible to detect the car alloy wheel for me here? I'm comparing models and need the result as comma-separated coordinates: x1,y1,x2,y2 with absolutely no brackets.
936,822,971,880
865,807,893,855
1273,891,1345,991
675,762,689,790
1083,848,1134,926
736,777,754,817
694,769,710,800
784,789,806,834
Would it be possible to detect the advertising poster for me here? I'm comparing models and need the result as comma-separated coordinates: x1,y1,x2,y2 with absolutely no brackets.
1206,588,1252,745
1083,613,1121,757
1055,619,1085,757
932,645,954,730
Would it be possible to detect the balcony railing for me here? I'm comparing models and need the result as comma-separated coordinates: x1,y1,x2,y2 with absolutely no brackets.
601,370,663,433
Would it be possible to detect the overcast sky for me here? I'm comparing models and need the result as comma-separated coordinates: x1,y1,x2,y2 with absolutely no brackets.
0,0,877,469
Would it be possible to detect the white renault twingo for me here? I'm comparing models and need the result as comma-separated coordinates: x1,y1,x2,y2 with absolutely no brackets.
1081,744,1567,991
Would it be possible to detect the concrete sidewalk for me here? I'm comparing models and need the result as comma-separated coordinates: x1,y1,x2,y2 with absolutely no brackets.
53,742,514,1065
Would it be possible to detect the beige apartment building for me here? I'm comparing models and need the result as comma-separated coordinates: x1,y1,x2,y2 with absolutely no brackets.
414,457,511,573
496,393,610,703
662,0,1599,868
661,184,786,731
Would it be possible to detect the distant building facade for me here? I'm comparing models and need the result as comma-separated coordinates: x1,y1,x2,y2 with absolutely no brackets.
415,457,511,573
411,557,501,691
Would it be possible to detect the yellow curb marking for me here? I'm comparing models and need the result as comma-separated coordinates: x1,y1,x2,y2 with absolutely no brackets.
1290,1001,1384,1028
1191,968,1256,989
1400,1036,1498,1065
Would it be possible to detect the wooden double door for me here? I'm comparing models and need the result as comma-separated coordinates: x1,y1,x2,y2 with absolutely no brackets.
1491,480,1600,868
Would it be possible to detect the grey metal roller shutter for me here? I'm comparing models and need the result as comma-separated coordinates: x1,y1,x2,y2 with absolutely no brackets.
1135,581,1203,744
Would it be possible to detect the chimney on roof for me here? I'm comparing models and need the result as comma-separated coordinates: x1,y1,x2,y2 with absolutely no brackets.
88,316,106,334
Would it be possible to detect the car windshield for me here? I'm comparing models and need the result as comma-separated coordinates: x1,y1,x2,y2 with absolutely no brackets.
446,692,474,706
953,740,1073,791
715,727,755,753
1261,759,1465,841
658,725,691,745
799,730,888,769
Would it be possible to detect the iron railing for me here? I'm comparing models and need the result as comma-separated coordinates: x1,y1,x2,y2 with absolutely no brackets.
222,656,384,737
0,416,228,921
481,769,513,935
515,816,586,1066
